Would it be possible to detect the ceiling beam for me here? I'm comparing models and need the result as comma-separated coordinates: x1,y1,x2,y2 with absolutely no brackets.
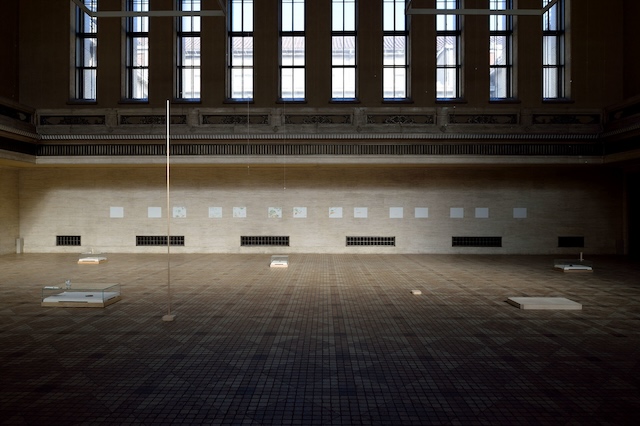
406,0,560,16
70,0,225,18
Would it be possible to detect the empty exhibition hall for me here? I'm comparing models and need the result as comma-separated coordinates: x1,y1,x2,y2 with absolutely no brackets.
1,0,640,424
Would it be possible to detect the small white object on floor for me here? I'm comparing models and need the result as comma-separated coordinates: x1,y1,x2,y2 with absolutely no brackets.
270,255,289,268
507,297,582,310
411,290,422,295
162,314,176,322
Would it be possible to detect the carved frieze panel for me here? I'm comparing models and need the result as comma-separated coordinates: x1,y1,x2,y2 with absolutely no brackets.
448,114,518,125
120,115,187,125
366,114,435,125
0,105,32,123
608,103,640,122
284,114,352,125
39,115,106,125
532,114,601,125
202,114,269,125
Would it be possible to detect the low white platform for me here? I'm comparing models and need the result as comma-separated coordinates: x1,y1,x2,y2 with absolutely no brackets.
41,283,121,308
270,255,289,268
507,297,582,310
78,256,108,264
554,259,593,273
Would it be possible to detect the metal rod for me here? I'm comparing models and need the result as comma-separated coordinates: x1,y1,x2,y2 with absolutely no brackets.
165,99,172,319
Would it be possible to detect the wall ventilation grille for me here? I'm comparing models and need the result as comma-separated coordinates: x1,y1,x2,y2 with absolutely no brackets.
56,235,81,246
36,143,603,157
241,236,290,246
346,236,396,246
558,236,585,248
452,237,502,247
136,236,185,246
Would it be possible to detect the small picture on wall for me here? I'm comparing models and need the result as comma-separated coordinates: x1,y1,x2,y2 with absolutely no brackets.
173,206,187,218
148,207,162,218
268,207,283,218
329,207,343,218
110,207,124,218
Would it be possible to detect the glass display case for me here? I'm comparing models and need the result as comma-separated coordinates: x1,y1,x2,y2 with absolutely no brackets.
41,282,121,307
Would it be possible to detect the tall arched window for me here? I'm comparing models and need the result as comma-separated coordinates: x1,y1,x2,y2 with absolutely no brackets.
489,0,513,99
332,0,357,100
75,0,98,100
383,0,408,100
228,0,253,100
542,0,565,99
125,0,149,100
177,0,201,100
436,0,461,99
280,0,305,100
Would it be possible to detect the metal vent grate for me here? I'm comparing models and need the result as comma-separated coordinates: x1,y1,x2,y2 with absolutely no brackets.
36,143,603,157
346,236,396,246
241,236,290,246
56,235,81,246
558,236,584,248
136,236,185,246
452,237,502,247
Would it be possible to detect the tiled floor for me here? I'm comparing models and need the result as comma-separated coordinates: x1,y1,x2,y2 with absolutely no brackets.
1,253,640,425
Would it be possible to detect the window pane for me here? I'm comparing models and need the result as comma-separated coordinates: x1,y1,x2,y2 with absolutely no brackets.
543,36,557,65
543,68,558,98
333,36,356,65
332,0,344,31
490,67,507,98
436,0,457,31
231,68,253,98
132,68,148,98
383,67,406,98
132,37,149,67
231,37,253,66
332,67,356,98
489,36,506,66
181,68,201,98
383,36,406,65
436,67,457,98
283,0,304,32
82,69,97,99
181,37,201,65
81,39,98,67
281,67,305,99
436,36,456,66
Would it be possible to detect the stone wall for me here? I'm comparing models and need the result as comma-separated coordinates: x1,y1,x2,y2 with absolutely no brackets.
16,165,624,255
0,168,20,254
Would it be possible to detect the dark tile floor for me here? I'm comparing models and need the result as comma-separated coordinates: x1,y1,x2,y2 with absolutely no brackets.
1,253,640,425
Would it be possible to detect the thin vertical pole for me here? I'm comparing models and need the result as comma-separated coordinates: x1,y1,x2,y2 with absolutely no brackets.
163,99,175,321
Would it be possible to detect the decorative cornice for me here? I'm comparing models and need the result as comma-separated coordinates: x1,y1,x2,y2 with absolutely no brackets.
39,133,600,141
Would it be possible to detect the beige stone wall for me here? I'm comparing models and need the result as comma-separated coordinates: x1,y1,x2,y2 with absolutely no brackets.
0,168,20,254
16,165,623,255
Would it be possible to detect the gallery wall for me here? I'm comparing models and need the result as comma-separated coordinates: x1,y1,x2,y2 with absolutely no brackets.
15,165,623,255
0,168,20,255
